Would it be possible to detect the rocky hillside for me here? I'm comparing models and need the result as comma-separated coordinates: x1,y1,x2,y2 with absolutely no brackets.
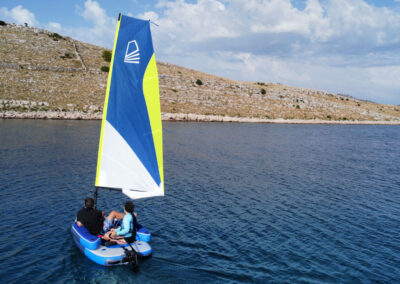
1,22,400,122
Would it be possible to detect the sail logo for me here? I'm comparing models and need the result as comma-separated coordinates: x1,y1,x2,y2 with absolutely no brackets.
124,40,140,64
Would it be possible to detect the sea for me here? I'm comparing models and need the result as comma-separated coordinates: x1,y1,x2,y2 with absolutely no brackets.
0,119,399,283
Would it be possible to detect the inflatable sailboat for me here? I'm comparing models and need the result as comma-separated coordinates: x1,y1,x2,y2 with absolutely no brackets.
71,14,164,266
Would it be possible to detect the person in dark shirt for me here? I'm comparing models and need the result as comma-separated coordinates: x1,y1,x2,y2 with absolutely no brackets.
76,197,104,235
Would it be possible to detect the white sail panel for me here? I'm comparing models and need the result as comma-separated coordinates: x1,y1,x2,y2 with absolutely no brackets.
97,121,164,199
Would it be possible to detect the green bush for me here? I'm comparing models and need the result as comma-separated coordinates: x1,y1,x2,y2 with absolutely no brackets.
0,21,7,26
49,32,63,41
261,88,266,95
327,115,331,119
102,50,112,62
195,79,203,86
296,105,300,109
60,52,73,59
101,66,109,72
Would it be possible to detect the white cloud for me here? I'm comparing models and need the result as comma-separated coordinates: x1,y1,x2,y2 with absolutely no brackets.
154,0,239,43
0,5,38,26
135,11,159,22
151,0,400,49
368,66,400,90
47,22,62,32
145,0,400,104
73,0,117,47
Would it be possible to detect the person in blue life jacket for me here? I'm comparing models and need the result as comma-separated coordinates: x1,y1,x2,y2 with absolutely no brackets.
102,201,138,244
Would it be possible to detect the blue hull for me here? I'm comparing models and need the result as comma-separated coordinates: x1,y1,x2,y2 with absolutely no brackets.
71,222,152,266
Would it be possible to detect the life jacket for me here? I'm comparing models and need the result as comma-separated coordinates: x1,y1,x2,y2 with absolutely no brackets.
124,213,137,243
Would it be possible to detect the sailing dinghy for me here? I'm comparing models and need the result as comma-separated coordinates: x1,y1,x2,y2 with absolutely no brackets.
71,14,164,267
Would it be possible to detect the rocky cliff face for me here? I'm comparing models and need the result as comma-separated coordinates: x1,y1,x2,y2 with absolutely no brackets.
1,22,400,122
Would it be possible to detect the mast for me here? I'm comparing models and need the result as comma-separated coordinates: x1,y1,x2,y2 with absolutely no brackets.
94,186,122,209
94,187,98,209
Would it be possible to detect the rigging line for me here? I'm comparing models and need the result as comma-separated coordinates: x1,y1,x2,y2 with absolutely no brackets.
149,20,159,27
125,188,148,192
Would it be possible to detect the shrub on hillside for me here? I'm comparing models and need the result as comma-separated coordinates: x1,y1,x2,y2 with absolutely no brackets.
195,79,203,86
0,20,7,26
102,50,112,62
49,32,64,41
260,88,266,95
60,52,73,59
101,66,109,72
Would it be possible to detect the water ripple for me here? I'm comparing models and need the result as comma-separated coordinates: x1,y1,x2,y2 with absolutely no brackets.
0,121,400,282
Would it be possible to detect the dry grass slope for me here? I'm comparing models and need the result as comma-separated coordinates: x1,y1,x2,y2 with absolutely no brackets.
1,23,400,122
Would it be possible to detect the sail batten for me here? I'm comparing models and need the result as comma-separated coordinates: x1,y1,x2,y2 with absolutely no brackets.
95,15,164,200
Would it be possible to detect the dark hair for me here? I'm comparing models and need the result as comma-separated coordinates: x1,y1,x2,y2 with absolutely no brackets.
85,197,94,209
124,201,134,213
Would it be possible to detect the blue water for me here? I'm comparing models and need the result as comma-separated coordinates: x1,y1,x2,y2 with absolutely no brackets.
0,120,399,283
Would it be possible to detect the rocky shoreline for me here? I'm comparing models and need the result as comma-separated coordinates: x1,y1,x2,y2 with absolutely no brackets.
2,110,400,125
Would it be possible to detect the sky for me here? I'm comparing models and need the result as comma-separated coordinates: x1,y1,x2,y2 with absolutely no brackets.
1,0,400,105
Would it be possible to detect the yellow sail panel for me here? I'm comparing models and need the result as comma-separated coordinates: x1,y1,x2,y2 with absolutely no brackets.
142,54,164,187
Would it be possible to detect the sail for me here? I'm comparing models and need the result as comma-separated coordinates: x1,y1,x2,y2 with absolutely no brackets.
95,15,164,199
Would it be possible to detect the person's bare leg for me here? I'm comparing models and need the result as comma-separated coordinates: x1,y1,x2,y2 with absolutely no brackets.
102,211,124,233
106,210,124,221
116,238,127,245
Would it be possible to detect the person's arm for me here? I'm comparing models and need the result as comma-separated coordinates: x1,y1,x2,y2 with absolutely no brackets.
98,210,105,221
115,215,132,236
77,210,84,226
